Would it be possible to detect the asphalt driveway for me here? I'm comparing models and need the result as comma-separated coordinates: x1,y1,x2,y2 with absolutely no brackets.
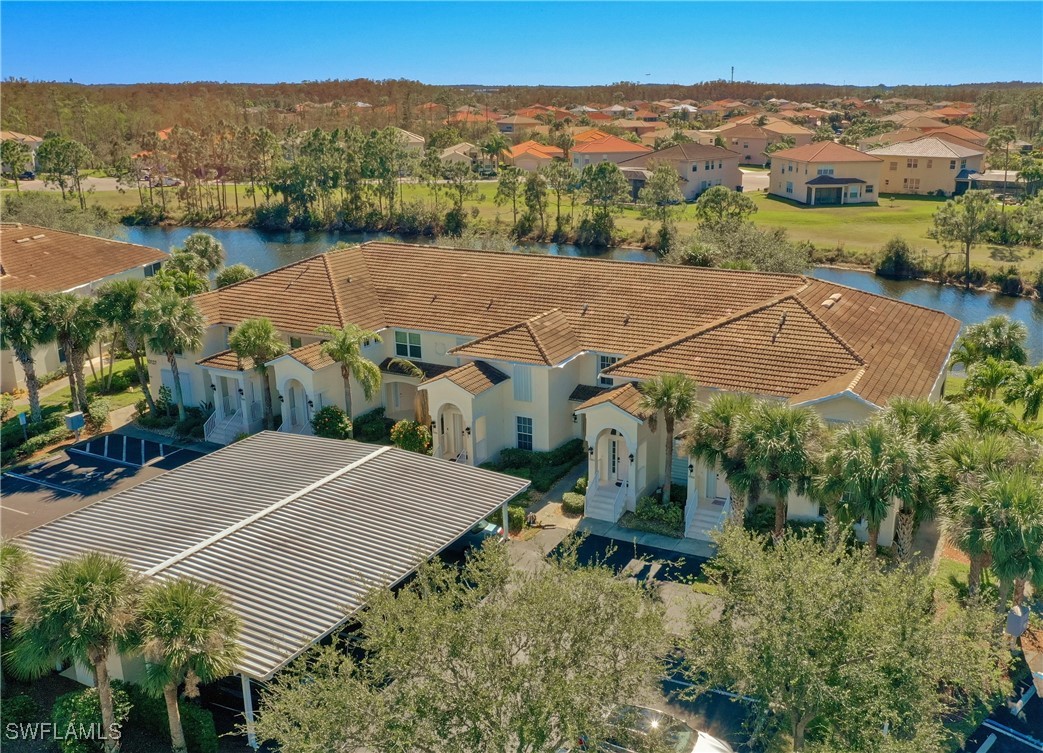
550,532,708,583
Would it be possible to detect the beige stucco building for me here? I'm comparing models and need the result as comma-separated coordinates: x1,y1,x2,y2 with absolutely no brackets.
867,137,985,196
769,142,883,206
157,242,960,548
617,142,742,201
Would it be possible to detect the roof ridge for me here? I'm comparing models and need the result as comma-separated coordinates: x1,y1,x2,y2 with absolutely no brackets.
143,444,392,577
785,295,866,365
447,307,565,365
322,253,348,328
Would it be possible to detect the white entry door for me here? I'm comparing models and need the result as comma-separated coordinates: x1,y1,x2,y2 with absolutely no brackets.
705,466,731,503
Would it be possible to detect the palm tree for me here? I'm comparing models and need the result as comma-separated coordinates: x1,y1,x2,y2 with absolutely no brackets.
734,401,823,539
639,373,699,505
819,420,922,557
45,293,102,411
1005,363,1043,421
481,133,510,169
949,315,1029,370
140,289,206,421
9,552,139,753
316,324,383,433
228,318,287,430
95,279,157,414
0,539,32,611
0,291,54,422
965,357,1017,400
684,393,761,524
178,233,226,274
961,396,1018,435
138,578,241,753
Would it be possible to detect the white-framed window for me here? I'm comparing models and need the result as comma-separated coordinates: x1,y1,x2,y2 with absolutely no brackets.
517,416,533,451
960,159,967,169
144,262,161,277
889,161,898,171
785,181,794,194
950,160,957,169
817,166,834,176
513,365,532,402
598,355,619,386
926,159,933,168
691,164,698,172
848,187,859,198
906,158,918,169
866,184,874,193
395,331,421,358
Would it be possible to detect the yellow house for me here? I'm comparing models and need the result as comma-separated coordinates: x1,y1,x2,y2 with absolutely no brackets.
769,142,883,206
867,137,985,196
617,142,743,200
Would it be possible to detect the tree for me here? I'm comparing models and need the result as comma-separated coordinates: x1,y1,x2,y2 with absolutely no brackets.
949,315,1029,370
0,191,119,237
148,265,210,298
964,357,1018,400
495,165,522,227
639,373,699,505
545,159,579,236
310,405,352,439
137,578,241,753
253,542,667,753
681,527,1006,752
522,169,550,237
95,280,156,414
214,263,258,289
1005,363,1043,421
580,161,630,223
0,539,32,610
693,185,758,229
812,124,835,142
819,420,923,556
987,126,1017,212
0,290,54,422
228,318,287,430
140,289,206,421
45,293,101,412
734,401,823,538
0,139,32,191
9,552,140,753
961,396,1019,435
480,133,509,169
764,135,796,154
638,162,684,252
390,419,432,454
931,190,998,287
685,393,761,524
316,324,383,431
177,233,226,275
36,134,93,208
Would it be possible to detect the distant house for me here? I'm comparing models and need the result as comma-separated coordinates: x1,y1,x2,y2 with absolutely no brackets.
714,122,810,165
391,128,425,152
611,120,662,138
496,115,542,135
768,142,882,206
867,137,985,196
639,129,717,147
440,142,481,166
957,169,1041,198
631,109,660,122
618,142,742,201
507,141,564,172
446,111,500,126
571,133,651,168
0,130,43,172
0,224,167,392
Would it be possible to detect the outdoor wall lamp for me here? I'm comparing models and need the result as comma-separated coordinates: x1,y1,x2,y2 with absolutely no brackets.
430,420,437,430
210,384,217,392
278,395,284,402
307,400,314,409
628,454,634,463
237,388,244,396
464,427,471,435
572,412,577,423
588,447,594,457
688,463,694,474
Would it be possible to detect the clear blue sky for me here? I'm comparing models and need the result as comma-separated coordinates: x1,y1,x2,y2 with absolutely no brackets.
2,2,1040,87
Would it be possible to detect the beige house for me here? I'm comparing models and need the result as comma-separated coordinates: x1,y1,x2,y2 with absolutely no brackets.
769,142,883,206
391,127,425,152
506,140,564,172
868,137,985,196
617,142,742,200
712,122,813,165
1,224,167,392
571,133,651,168
0,130,43,172
440,142,481,166
496,115,541,135
158,241,959,547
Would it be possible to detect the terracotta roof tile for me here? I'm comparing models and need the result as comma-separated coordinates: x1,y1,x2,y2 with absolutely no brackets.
450,309,580,366
619,143,740,167
574,383,644,419
0,224,166,293
571,134,652,154
283,342,335,370
426,360,509,395
787,368,866,405
769,142,881,163
196,349,254,371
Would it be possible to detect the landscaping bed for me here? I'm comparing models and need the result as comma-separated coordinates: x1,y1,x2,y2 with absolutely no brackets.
617,495,686,539
479,438,585,493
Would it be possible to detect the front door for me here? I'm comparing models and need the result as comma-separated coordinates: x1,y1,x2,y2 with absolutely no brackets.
705,466,731,503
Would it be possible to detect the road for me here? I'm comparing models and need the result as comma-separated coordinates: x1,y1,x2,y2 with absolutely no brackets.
740,168,770,193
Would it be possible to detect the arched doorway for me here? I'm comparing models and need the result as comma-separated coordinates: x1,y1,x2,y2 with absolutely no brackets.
593,427,630,493
283,378,309,433
437,403,466,462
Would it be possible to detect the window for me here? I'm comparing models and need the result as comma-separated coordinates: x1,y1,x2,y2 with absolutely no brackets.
144,262,161,277
950,160,957,170
817,166,834,176
516,417,533,451
395,331,421,358
599,355,619,387
849,187,859,198
787,163,793,172
785,181,794,194
513,365,532,402
742,143,749,149
289,336,302,350
58,346,67,364
866,184,874,193
960,159,967,169
906,158,918,169
910,178,920,191
704,161,711,170
889,161,898,171
691,164,697,173
926,159,933,169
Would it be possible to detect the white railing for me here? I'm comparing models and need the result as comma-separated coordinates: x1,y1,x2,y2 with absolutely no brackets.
204,408,241,443
203,411,218,440
612,483,627,520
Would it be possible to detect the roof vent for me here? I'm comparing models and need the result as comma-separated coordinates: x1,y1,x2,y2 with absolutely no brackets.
771,313,787,344
623,313,630,325
487,300,494,310
31,234,45,240
821,299,835,308
829,293,842,301
581,303,589,315
15,237,30,243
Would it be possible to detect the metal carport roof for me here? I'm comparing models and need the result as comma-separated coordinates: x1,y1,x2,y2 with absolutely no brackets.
15,432,530,680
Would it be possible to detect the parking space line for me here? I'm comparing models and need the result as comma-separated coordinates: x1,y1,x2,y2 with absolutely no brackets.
982,720,1043,751
0,504,29,515
662,677,759,704
2,472,83,496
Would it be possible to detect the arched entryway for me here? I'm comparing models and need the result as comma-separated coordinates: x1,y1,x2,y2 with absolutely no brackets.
436,403,467,462
282,378,310,433
592,427,631,493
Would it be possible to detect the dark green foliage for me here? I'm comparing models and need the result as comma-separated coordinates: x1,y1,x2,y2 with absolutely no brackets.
561,492,585,516
124,683,218,753
576,214,616,247
1,694,40,725
507,505,526,534
389,419,432,454
84,397,111,433
311,405,353,440
120,203,166,226
989,265,1025,297
1,423,74,466
634,495,684,529
173,408,206,439
51,683,132,753
353,407,392,443
874,237,925,279
493,439,585,492
136,412,176,430
573,476,588,495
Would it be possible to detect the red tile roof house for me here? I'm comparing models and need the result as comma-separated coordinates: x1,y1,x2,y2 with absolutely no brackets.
769,142,884,206
570,133,652,168
0,224,167,392
158,241,959,548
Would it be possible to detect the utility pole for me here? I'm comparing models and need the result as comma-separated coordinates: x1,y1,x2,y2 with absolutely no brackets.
730,66,734,83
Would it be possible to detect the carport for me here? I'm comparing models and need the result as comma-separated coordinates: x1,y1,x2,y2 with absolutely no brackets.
15,432,529,748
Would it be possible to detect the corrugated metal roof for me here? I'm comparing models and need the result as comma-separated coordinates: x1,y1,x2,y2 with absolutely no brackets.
16,432,530,680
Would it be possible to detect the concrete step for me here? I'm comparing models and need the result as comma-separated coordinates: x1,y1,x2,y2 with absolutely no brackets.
687,507,725,540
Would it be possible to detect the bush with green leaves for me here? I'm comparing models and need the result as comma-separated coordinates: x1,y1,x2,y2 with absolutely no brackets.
573,476,588,495
561,492,585,516
352,407,391,443
390,419,432,454
214,263,258,289
51,682,131,753
311,405,353,440
0,393,14,422
1,694,40,725
634,496,684,528
874,237,924,279
84,397,111,433
125,682,218,753
507,505,526,534
493,439,585,492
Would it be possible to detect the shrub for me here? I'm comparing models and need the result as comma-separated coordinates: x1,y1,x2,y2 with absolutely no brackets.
8,424,73,463
84,397,111,433
390,419,432,454
990,265,1025,297
532,462,575,492
1,694,40,725
1034,266,1043,298
744,504,776,536
0,393,14,422
215,263,258,289
634,495,684,529
507,506,526,534
311,405,352,440
561,492,585,516
498,447,535,470
137,413,176,430
120,203,165,225
104,372,132,393
125,683,218,753
174,412,207,440
39,366,68,387
52,683,131,753
353,407,391,443
573,475,588,495
874,237,924,279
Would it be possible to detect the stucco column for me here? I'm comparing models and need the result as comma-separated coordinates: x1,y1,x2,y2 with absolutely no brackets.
626,439,638,509
211,373,224,419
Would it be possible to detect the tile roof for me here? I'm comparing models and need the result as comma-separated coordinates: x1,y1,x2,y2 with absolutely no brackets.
449,309,580,366
0,130,43,144
769,141,882,163
196,349,254,371
761,121,814,136
926,124,989,144
194,242,959,406
618,142,741,167
0,224,167,293
716,123,771,139
606,296,866,399
573,129,614,143
571,134,652,154
569,384,608,402
426,360,510,395
378,357,455,380
867,136,984,159
787,368,866,405
283,342,336,370
508,140,564,161
574,383,645,419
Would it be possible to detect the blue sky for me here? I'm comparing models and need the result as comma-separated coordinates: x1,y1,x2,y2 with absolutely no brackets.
2,2,1040,86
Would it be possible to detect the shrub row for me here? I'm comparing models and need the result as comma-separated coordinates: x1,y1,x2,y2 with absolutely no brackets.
52,683,132,753
561,492,585,516
492,439,586,492
124,682,218,753
1,423,73,466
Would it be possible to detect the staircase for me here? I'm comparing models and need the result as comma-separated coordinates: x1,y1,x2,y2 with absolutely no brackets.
204,410,245,446
585,485,622,522
686,501,728,541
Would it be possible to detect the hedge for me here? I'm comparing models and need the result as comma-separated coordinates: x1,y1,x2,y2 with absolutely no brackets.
311,405,352,440
2,424,73,466
125,683,218,753
52,683,132,753
507,506,526,534
1,694,40,725
490,439,585,492
561,492,585,516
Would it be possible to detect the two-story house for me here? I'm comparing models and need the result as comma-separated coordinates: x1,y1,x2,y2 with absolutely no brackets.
867,137,985,196
617,143,742,201
154,242,959,546
769,142,883,206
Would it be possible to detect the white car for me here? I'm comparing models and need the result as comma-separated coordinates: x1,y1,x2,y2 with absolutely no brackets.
600,705,735,753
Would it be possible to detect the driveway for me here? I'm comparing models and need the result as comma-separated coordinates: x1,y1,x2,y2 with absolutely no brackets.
740,168,770,193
